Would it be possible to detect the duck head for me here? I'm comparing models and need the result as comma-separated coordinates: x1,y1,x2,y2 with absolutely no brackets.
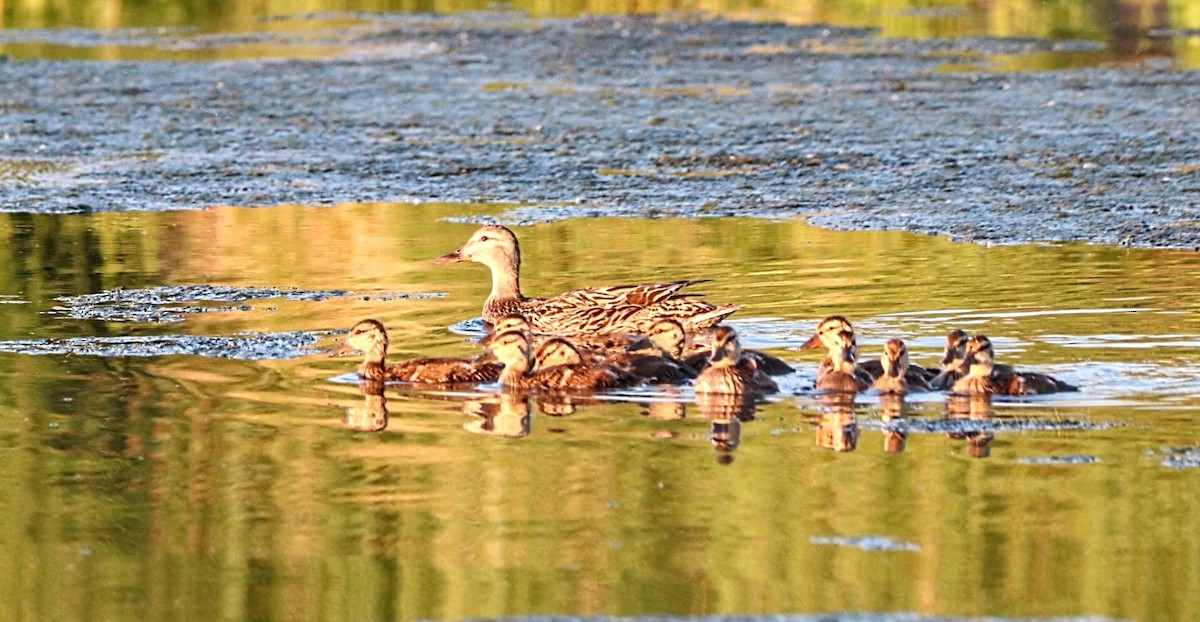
481,313,532,347
708,326,742,365
435,225,521,270
533,338,584,369
941,329,969,368
488,329,533,377
880,338,909,379
800,315,855,352
647,318,686,358
332,319,388,363
964,335,995,375
828,329,859,373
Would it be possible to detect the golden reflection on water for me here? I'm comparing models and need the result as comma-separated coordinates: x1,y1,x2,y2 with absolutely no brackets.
3,0,1200,69
0,204,1199,621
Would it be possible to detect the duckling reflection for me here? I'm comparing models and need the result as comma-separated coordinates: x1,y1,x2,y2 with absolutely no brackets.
343,380,389,433
879,393,908,453
816,393,858,452
695,391,758,464
945,392,995,458
462,393,532,438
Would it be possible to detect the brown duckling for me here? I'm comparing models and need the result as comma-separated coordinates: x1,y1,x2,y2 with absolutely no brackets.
872,339,931,394
816,329,870,393
334,319,502,384
944,334,1077,395
951,335,1027,396
801,315,930,386
683,327,794,377
694,326,779,395
489,330,641,392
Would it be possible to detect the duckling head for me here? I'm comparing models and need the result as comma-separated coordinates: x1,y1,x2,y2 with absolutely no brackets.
434,225,521,273
332,319,389,363
488,329,533,376
481,313,531,347
534,338,584,369
829,329,859,373
880,338,909,379
799,315,854,351
492,313,531,335
941,329,968,367
964,335,995,374
709,326,743,365
647,318,686,358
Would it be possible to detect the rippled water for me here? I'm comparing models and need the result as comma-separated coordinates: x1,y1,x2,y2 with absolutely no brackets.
0,204,1197,622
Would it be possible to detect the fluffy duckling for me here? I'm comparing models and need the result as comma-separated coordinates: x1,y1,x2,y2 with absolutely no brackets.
929,329,970,390
816,329,870,393
872,339,931,394
488,330,641,392
951,335,1027,396
684,326,794,377
801,315,930,386
694,326,779,395
943,333,1077,395
435,224,739,333
334,319,502,384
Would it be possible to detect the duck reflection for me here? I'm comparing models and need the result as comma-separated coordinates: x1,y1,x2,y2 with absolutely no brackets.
343,380,389,432
696,391,759,464
462,393,532,438
879,393,908,454
946,393,995,458
816,393,858,452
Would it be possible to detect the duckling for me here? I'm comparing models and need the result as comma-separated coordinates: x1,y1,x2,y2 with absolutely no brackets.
951,335,1027,396
435,225,739,333
683,326,794,377
801,315,930,386
694,326,779,395
488,330,641,392
816,329,871,393
334,319,502,384
872,339,931,394
942,333,1077,394
929,329,970,390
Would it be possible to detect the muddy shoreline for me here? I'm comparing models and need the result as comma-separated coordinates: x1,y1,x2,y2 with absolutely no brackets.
1,14,1198,248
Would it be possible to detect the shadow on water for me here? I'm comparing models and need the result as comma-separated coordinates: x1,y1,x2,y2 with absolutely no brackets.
1,204,1199,622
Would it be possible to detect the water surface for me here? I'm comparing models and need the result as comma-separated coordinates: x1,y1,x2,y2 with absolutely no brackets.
0,204,1197,622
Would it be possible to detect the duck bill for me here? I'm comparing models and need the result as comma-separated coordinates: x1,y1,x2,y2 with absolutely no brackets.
434,248,465,264
887,359,902,377
798,333,823,350
330,342,358,357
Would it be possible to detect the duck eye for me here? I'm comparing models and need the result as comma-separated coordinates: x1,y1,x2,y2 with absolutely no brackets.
479,235,490,242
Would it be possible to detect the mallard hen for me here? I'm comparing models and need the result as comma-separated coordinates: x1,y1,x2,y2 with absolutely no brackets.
435,225,739,334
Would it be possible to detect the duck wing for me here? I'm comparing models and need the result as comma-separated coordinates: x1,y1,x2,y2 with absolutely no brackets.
543,279,710,311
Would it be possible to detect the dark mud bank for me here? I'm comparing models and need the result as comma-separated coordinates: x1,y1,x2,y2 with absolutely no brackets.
1,14,1198,248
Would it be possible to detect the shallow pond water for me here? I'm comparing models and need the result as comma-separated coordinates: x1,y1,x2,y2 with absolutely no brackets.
0,203,1197,622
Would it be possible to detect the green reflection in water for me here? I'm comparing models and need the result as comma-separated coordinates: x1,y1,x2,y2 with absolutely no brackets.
0,204,1198,622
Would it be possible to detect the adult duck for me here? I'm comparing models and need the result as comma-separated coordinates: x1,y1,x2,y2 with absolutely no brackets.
435,225,739,334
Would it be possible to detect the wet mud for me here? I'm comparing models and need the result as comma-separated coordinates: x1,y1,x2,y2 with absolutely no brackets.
2,14,1198,248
